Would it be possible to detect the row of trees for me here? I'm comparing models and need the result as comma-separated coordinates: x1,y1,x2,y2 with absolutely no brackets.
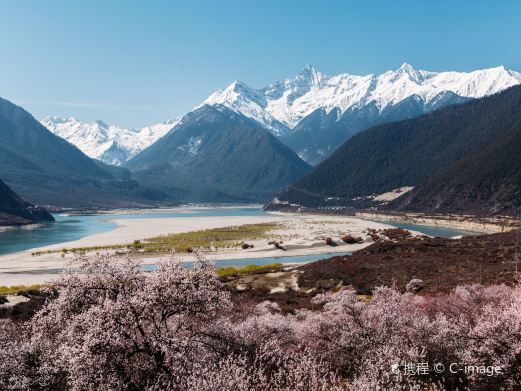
1,253,520,390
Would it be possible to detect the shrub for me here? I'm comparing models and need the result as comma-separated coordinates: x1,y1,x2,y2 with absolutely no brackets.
0,284,46,296
381,228,411,240
268,240,286,251
217,263,283,278
406,278,425,293
324,237,336,246
342,235,363,244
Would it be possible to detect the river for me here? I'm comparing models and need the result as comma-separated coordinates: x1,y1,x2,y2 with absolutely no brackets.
0,207,264,256
0,207,478,257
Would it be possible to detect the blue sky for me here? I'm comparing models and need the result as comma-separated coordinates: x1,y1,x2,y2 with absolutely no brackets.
1,0,520,128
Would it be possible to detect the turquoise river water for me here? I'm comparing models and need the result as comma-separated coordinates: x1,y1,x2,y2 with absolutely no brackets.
0,207,479,259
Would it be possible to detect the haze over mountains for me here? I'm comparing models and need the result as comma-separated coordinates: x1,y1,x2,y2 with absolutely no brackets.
0,97,171,209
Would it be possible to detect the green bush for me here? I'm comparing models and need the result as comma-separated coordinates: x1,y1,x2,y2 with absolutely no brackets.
217,263,283,278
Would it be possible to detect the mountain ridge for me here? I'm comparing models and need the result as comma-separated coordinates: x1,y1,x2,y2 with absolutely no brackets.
41,116,180,165
202,63,521,164
126,105,311,202
266,85,521,211
44,64,521,167
0,97,173,208
0,178,54,226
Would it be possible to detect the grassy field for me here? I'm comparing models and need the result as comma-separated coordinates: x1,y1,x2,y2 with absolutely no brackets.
217,263,283,278
0,284,46,295
32,223,284,256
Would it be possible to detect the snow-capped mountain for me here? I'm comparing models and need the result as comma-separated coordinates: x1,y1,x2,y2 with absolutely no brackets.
201,63,521,164
44,63,521,167
41,117,180,165
203,63,521,130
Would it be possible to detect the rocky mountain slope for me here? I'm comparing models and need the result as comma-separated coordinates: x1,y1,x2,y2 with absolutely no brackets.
126,105,310,202
0,178,54,226
0,97,171,208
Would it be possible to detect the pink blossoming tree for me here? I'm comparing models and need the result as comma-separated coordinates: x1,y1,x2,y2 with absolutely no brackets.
0,252,520,390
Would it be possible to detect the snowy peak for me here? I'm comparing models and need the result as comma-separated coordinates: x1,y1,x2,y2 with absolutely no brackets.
202,79,288,136
294,64,325,87
393,63,425,83
398,62,415,71
201,64,521,130
41,116,180,165
43,63,521,167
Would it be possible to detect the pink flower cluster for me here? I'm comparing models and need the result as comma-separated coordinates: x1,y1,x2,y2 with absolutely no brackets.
0,253,520,390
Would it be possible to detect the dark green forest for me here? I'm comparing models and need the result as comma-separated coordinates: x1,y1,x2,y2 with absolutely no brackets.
393,120,521,215
0,178,54,225
271,85,521,211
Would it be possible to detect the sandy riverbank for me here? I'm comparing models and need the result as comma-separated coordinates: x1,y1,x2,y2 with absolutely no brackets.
355,211,517,234
0,213,402,286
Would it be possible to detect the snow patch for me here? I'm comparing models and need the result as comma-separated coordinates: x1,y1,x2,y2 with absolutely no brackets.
373,186,414,202
178,136,203,155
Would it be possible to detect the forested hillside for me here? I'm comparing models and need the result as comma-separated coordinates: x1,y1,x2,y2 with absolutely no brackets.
127,105,310,202
267,86,521,208
280,92,470,165
392,120,521,215
0,179,54,226
0,97,171,208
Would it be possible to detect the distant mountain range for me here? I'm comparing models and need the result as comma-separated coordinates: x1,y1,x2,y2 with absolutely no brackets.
41,116,179,165
202,63,521,164
42,64,521,166
7,63,521,211
0,97,172,209
126,105,310,202
0,178,54,226
267,85,521,215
